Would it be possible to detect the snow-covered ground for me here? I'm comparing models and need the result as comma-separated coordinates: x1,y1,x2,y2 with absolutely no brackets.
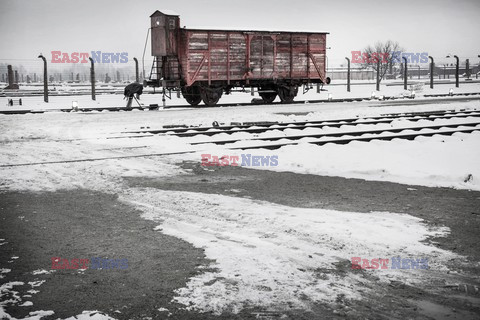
125,188,456,314
1,90,479,191
1,82,480,317
178,129,480,191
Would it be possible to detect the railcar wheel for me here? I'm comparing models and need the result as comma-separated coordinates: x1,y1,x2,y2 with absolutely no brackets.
277,86,298,103
181,86,202,106
200,87,223,107
259,87,277,104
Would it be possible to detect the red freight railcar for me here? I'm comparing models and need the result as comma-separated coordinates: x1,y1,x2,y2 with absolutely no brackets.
145,10,330,106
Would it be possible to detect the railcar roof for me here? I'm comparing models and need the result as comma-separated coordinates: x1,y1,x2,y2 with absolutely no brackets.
151,9,179,16
183,27,329,35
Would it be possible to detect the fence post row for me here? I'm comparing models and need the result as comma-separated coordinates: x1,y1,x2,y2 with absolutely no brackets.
89,57,96,101
455,56,459,88
38,54,48,103
345,57,351,92
429,56,434,89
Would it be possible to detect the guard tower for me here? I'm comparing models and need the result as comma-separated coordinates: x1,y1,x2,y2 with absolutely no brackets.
147,10,181,88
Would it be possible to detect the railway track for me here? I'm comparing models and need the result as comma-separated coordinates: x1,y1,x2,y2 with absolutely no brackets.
51,109,479,143
123,109,480,136
120,108,480,151
1,92,480,115
197,123,480,149
4,120,478,168
1,109,479,168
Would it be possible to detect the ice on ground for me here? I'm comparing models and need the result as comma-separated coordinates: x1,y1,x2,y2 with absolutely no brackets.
64,311,116,320
0,310,56,320
27,280,45,288
31,270,53,275
0,282,55,320
27,290,39,295
123,189,458,314
22,311,56,320
157,307,172,316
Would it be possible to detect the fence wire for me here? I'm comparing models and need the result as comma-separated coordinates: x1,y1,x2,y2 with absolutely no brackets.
0,59,155,85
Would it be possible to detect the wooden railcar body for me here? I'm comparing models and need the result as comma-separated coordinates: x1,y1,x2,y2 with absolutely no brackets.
147,10,329,105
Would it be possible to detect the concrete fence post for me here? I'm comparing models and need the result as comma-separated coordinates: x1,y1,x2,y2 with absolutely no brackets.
38,55,48,103
429,56,434,89
89,57,96,101
376,58,380,91
345,57,351,92
133,57,139,83
402,57,408,90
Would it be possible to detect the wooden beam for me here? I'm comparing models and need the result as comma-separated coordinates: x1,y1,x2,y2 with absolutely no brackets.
227,33,230,85
208,32,211,86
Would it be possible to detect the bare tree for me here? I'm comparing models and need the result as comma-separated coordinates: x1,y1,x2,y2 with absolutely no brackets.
354,40,404,84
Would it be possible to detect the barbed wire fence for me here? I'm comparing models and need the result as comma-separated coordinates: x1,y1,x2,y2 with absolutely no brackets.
0,58,156,99
327,56,480,81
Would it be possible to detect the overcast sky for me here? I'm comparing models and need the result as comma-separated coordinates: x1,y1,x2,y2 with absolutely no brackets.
1,0,479,66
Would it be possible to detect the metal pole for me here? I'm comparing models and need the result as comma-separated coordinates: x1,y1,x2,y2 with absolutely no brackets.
477,55,480,79
428,56,434,89
376,57,380,91
345,57,350,92
465,59,470,79
142,28,151,84
7,65,14,88
133,57,139,83
88,57,96,101
454,55,459,87
402,57,407,90
38,55,48,103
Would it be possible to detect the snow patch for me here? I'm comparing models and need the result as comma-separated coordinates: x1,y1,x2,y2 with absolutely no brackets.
177,131,480,191
31,269,54,275
27,280,45,288
64,311,116,320
123,188,458,314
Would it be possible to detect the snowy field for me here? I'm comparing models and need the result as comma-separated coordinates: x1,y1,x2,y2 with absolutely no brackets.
1,82,480,318
1,82,479,191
